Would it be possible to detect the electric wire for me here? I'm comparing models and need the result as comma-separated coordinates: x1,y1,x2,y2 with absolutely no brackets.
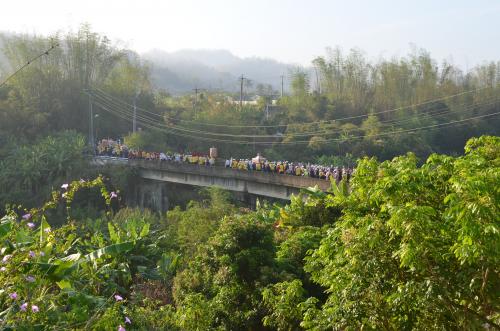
0,43,59,88
89,90,499,139
89,89,498,138
90,94,500,146
97,100,500,146
90,91,498,140
91,85,496,129
92,98,255,144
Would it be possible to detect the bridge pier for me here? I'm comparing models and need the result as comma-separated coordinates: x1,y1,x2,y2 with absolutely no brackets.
231,191,259,209
133,179,169,214
131,178,282,213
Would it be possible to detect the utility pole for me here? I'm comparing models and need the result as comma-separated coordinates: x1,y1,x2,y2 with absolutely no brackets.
193,87,200,102
314,67,321,94
132,99,137,133
89,93,95,154
193,87,200,116
239,75,245,110
253,127,256,153
280,75,284,98
133,91,139,133
94,114,99,143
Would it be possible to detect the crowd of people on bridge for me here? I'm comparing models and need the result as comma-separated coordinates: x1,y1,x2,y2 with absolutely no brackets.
97,139,216,165
96,139,353,182
225,158,352,182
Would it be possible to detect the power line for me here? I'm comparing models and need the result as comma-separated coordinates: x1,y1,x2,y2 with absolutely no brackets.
91,93,268,139
94,97,500,146
91,85,495,129
88,91,500,146
0,42,58,88
88,89,498,139
91,98,253,145
89,89,498,139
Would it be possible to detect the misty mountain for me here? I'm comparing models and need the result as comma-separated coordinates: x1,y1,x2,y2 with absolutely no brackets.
0,31,303,95
143,49,298,94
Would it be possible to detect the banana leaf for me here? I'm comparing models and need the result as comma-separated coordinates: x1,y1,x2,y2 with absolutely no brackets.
84,241,135,262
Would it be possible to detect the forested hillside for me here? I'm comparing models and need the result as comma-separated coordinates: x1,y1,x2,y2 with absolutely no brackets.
0,27,153,140
1,27,499,161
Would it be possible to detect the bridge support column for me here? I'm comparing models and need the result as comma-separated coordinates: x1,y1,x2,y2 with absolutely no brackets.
134,179,169,214
246,194,258,209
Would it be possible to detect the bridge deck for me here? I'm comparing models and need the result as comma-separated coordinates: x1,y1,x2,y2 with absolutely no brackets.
135,159,330,190
92,156,331,200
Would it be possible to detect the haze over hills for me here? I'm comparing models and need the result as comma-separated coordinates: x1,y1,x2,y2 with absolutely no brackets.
0,31,300,95
143,49,298,94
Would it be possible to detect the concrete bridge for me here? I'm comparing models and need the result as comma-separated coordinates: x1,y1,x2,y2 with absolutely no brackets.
92,156,331,212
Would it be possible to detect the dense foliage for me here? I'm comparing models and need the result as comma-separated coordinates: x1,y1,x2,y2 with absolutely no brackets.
0,136,497,330
0,25,153,141
301,135,499,330
0,131,87,209
0,130,138,216
1,25,499,330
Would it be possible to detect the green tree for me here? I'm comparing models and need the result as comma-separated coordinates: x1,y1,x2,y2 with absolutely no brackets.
0,130,87,210
262,280,307,331
303,136,500,330
172,214,276,330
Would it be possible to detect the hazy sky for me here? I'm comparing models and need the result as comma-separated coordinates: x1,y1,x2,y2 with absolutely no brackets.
1,0,499,67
